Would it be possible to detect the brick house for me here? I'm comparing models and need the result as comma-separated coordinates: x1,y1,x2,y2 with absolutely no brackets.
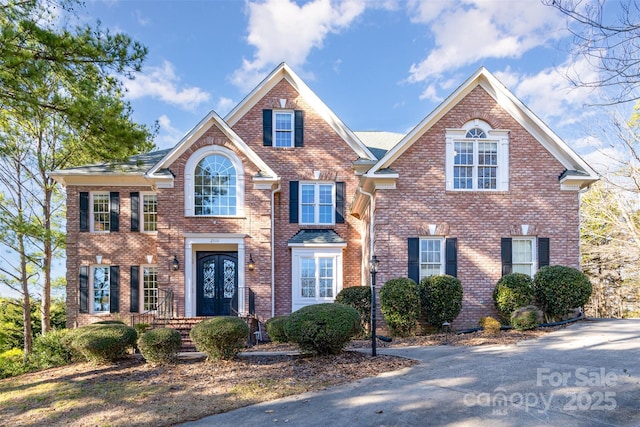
50,64,598,330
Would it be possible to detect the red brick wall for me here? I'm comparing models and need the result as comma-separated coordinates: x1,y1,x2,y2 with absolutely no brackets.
372,86,580,328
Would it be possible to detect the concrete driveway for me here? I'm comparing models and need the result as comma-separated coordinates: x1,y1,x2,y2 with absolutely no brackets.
181,319,640,426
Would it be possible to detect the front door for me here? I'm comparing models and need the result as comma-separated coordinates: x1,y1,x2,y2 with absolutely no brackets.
196,252,238,316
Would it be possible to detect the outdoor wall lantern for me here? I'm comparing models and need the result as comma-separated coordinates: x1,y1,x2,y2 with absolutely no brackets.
248,254,256,271
172,255,179,271
369,255,380,357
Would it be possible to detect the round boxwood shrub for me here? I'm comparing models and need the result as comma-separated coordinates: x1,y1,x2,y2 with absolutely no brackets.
534,265,593,321
379,278,420,337
265,316,289,343
71,323,137,363
190,317,249,360
284,303,361,355
511,305,543,331
419,275,463,328
138,328,182,364
335,286,371,332
493,273,535,323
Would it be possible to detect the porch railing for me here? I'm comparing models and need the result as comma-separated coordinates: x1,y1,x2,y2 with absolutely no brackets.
130,289,174,329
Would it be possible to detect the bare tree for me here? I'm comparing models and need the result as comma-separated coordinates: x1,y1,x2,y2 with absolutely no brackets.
545,0,640,104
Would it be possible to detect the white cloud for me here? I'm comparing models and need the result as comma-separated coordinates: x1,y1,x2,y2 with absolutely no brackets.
124,61,211,111
156,114,185,149
135,10,150,26
418,84,441,102
216,97,235,116
231,0,366,91
583,146,626,175
406,0,565,83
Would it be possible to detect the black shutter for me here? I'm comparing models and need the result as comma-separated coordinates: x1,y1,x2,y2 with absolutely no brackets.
501,238,512,276
289,181,299,223
130,266,139,313
130,192,139,232
79,192,89,232
79,266,89,313
294,110,304,147
109,192,119,232
445,238,458,277
408,238,420,284
538,238,550,269
335,182,345,224
110,266,120,313
263,109,273,146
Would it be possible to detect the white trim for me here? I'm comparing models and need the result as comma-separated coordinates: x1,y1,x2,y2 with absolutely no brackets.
291,247,343,312
140,192,158,233
299,181,336,225
419,237,445,280
140,264,158,313
90,265,111,314
512,236,537,277
184,234,246,317
273,110,295,148
184,145,245,217
90,192,110,233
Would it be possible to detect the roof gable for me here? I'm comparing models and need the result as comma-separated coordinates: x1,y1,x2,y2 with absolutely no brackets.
148,110,278,183
225,62,376,161
368,67,598,184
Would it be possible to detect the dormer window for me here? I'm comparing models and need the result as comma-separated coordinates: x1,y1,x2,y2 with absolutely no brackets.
446,120,509,191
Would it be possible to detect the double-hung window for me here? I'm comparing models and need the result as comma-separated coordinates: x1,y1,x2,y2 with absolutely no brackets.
142,266,158,311
420,238,444,279
92,193,110,232
142,194,157,232
274,111,294,147
446,120,509,191
300,182,335,225
291,248,344,312
512,237,536,276
92,266,110,313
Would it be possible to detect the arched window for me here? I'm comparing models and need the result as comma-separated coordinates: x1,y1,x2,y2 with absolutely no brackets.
184,145,245,217
194,155,237,216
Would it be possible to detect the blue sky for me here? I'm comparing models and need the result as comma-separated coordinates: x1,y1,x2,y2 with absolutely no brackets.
75,0,626,172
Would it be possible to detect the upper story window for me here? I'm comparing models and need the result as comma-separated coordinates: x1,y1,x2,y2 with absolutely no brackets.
80,191,119,233
300,182,335,225
263,109,304,147
274,111,294,147
420,237,445,279
92,193,110,231
142,194,157,232
184,145,245,217
446,120,509,191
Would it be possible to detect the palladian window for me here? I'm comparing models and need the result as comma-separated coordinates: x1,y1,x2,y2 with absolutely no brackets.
194,154,237,216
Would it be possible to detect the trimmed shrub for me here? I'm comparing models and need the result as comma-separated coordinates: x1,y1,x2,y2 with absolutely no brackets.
190,317,249,360
335,286,371,332
93,320,126,325
493,273,535,323
284,303,361,355
479,316,501,336
511,305,543,331
138,328,182,364
534,265,593,321
419,275,463,327
265,316,289,343
71,323,137,363
380,278,420,337
30,329,82,369
133,323,151,338
0,348,28,379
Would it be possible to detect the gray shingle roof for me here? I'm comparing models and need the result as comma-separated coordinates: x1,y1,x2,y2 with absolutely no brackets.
287,229,346,245
355,131,404,160
55,149,172,175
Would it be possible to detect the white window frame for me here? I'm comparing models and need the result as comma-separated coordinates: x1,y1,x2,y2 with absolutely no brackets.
141,265,158,312
141,192,157,233
291,248,343,312
91,265,110,314
273,110,294,147
184,145,245,217
299,182,335,225
446,119,509,191
512,237,537,277
419,237,445,280
91,192,110,233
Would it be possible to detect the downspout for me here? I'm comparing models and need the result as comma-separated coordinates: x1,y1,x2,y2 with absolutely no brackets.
358,185,375,284
271,182,281,318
